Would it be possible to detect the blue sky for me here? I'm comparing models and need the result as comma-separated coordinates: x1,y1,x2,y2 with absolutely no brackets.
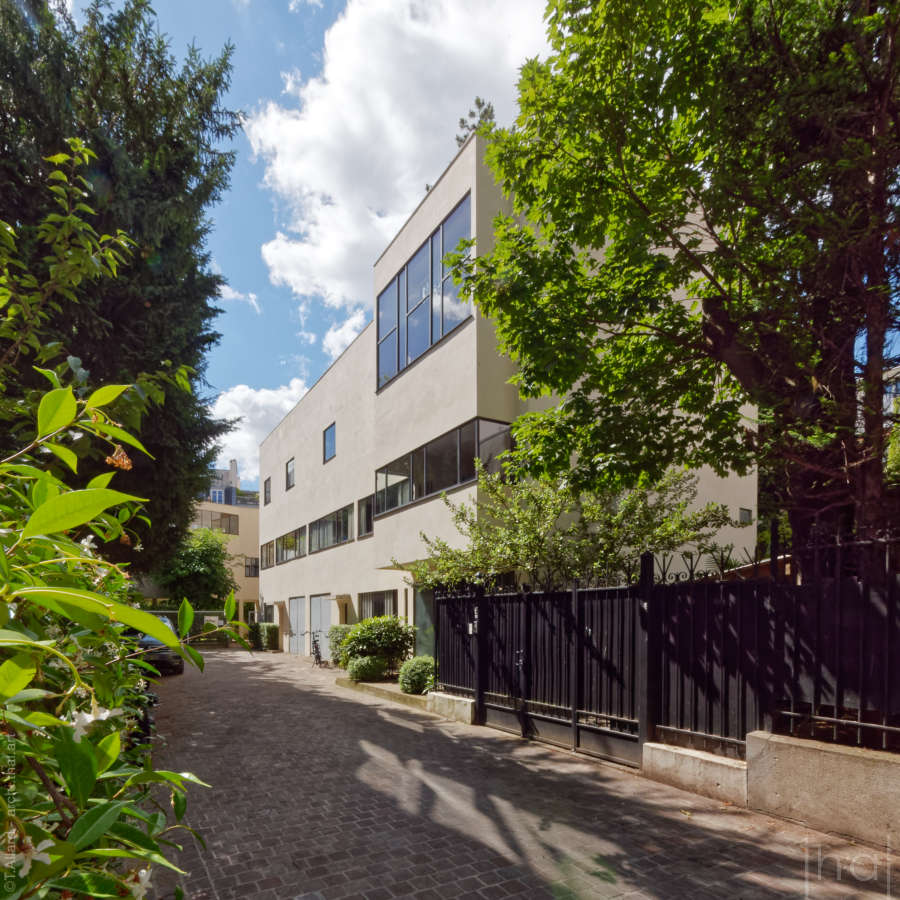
93,0,549,488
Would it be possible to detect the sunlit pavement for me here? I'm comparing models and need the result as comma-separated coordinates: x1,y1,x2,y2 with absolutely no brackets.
150,649,897,899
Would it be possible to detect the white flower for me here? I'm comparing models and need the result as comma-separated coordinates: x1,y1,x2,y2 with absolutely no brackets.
79,535,97,553
6,603,16,619
69,700,123,741
14,836,54,877
129,867,152,899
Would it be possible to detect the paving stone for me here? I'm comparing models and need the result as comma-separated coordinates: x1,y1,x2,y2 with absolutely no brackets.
150,650,899,900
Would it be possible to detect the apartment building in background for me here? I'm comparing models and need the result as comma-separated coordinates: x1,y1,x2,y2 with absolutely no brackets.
258,135,758,658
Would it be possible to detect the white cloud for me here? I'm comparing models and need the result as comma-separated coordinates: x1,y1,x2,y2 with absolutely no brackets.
290,0,322,10
281,67,304,98
297,329,317,345
323,309,366,360
245,0,548,312
211,379,308,481
219,284,261,315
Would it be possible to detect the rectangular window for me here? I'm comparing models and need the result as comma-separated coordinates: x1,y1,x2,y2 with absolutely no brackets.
358,495,374,537
275,527,306,564
263,477,271,505
260,541,275,570
210,489,224,504
377,193,471,388
195,510,239,534
285,457,295,490
739,507,753,525
359,590,397,619
245,557,259,578
309,504,353,553
373,419,510,517
323,422,336,462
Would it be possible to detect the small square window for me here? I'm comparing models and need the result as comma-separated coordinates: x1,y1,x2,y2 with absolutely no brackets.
263,477,271,505
285,458,295,490
323,423,336,462
738,507,753,525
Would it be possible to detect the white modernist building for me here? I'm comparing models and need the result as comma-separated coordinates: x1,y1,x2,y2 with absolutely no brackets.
258,135,758,658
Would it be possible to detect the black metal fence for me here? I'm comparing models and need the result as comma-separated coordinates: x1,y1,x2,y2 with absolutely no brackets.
434,540,899,765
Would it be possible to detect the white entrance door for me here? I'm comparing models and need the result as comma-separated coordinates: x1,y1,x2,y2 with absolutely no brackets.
310,594,332,659
288,596,305,655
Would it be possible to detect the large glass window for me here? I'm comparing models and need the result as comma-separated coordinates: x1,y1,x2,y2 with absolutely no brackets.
358,495,374,537
425,430,458,495
275,526,306,564
376,193,471,387
375,455,410,514
309,504,353,553
260,541,275,569
374,419,510,516
195,510,239,534
323,423,336,462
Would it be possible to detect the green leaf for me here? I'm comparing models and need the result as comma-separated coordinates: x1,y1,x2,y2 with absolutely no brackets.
182,643,204,671
85,384,128,409
0,653,36,700
95,731,121,774
177,598,194,638
223,590,236,622
86,471,115,489
15,586,180,648
22,488,144,538
68,800,128,850
45,872,123,897
172,789,187,821
87,421,153,457
54,731,98,807
37,387,77,438
45,441,78,473
77,847,185,873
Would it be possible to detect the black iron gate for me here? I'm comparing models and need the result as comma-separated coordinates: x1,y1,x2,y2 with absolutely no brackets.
436,584,644,766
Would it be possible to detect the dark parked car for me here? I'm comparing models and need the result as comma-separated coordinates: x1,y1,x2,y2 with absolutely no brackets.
139,615,185,675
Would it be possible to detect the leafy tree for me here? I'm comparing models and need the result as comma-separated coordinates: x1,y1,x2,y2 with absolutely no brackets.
1,153,244,900
462,0,900,555
407,463,735,591
455,96,495,147
887,396,900,485
154,527,238,609
0,0,239,573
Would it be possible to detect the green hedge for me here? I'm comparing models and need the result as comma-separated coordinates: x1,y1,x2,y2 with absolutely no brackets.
328,624,353,667
347,655,388,682
260,622,280,650
342,616,415,671
248,621,262,650
398,655,435,695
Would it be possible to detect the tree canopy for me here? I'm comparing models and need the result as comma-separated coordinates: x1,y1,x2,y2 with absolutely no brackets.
407,464,736,591
154,527,238,609
464,0,900,549
0,0,239,572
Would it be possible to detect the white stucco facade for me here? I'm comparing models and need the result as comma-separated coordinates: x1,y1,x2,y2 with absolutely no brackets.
258,135,758,657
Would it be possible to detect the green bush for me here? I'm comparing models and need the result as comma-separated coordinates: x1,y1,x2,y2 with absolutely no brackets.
347,655,389,682
328,624,353,667
343,615,416,671
399,655,435,694
260,622,280,650
248,620,263,651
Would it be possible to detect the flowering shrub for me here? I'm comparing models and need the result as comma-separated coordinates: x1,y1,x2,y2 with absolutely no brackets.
1,143,242,900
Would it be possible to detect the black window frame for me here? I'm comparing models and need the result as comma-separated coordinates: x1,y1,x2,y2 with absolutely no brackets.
357,494,374,538
376,192,472,390
308,503,354,554
263,477,271,505
260,541,275,570
374,418,511,518
323,422,336,463
245,557,259,578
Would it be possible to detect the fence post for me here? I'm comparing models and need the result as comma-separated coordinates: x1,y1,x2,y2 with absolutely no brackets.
570,583,582,751
474,587,486,726
637,551,660,752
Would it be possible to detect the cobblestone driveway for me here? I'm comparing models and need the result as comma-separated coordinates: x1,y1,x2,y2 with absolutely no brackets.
151,650,896,900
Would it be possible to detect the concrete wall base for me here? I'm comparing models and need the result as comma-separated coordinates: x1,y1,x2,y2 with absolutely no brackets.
746,731,899,849
642,743,747,805
426,691,476,724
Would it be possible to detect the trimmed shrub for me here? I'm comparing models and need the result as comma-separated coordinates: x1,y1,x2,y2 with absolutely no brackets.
328,624,353,667
342,616,416,671
347,654,388,683
260,622,280,650
398,655,435,695
248,621,263,651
